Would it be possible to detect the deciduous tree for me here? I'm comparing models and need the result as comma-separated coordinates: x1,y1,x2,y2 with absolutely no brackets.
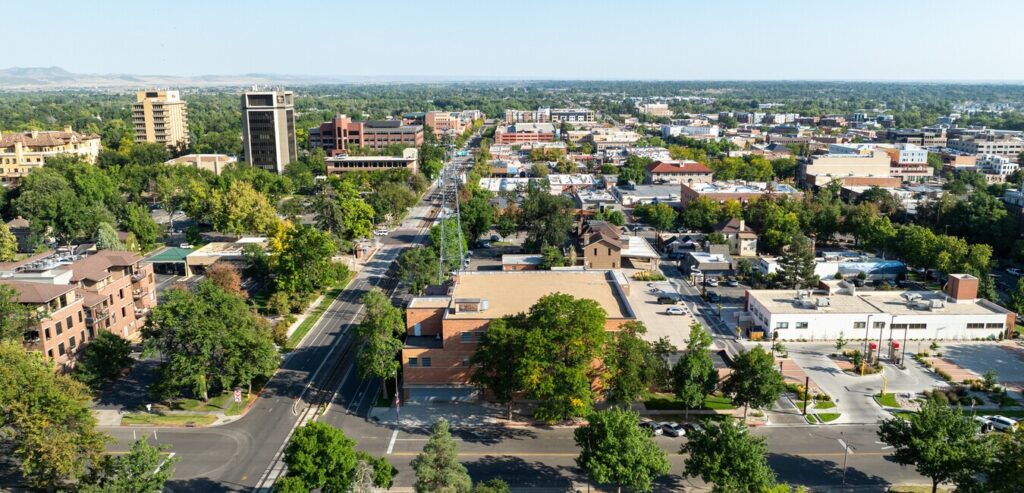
681,420,776,493
777,234,818,289
672,323,717,417
412,419,472,493
73,331,134,389
605,321,657,406
355,288,405,402
723,346,785,418
574,408,670,493
81,438,177,493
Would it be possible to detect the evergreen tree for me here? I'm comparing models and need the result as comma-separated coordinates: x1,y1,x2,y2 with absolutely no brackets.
777,234,817,289
672,323,717,417
412,419,472,493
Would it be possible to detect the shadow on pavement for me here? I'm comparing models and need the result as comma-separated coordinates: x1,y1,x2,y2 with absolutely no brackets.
450,425,537,445
464,455,574,489
806,365,843,376
165,477,249,493
767,453,890,487
93,358,160,410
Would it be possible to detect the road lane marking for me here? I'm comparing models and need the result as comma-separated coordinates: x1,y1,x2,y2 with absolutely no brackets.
386,429,399,454
386,451,892,458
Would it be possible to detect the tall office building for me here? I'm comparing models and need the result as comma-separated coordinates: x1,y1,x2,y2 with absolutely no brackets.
132,90,190,150
241,90,296,174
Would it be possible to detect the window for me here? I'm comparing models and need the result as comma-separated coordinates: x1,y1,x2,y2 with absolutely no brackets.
119,288,124,300
66,316,73,329
776,322,789,329
460,332,478,343
44,328,51,340
88,327,95,338
55,321,63,335
853,322,866,329
69,336,76,349
593,248,598,255
796,322,808,329
421,357,432,367
462,357,471,367
967,323,986,329
408,358,418,367
986,323,1004,329
873,322,885,329
122,307,127,318
80,330,85,342
78,311,83,323
58,343,66,356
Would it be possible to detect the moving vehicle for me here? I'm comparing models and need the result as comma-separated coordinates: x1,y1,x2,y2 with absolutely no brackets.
705,277,719,287
707,292,721,303
665,306,686,316
726,277,740,287
639,421,663,436
373,229,389,236
660,422,686,437
1007,267,1024,277
657,296,677,305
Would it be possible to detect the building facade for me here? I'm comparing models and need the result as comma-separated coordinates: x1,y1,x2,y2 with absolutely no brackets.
644,160,714,185
165,154,237,175
309,115,423,155
133,90,190,150
0,127,101,184
241,90,297,174
948,133,1024,162
424,111,465,138
494,123,556,145
325,148,419,176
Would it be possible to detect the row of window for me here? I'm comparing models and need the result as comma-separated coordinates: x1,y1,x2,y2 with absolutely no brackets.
776,321,1004,331
408,357,473,368
966,323,1005,329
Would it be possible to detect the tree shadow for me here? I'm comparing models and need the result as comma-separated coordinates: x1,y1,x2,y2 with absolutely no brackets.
806,365,843,376
93,358,160,409
463,455,574,489
165,477,250,493
450,425,537,445
767,453,890,487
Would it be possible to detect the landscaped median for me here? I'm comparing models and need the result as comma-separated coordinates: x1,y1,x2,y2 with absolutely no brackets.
119,389,258,427
644,393,737,412
874,392,902,408
121,413,217,427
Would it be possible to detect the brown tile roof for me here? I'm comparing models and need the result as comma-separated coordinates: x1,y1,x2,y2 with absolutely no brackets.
714,218,758,238
646,160,713,174
69,250,142,283
5,216,30,229
0,129,98,149
0,279,75,305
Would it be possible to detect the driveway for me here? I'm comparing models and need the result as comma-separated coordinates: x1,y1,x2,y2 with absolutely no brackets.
786,344,891,424
624,277,693,349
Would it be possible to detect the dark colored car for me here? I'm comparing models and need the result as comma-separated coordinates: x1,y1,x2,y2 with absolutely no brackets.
657,296,677,305
707,292,721,303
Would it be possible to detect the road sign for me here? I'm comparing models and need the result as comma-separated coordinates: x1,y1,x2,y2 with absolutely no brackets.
234,389,242,403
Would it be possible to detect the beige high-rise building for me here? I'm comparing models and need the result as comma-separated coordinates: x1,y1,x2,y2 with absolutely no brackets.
133,90,190,150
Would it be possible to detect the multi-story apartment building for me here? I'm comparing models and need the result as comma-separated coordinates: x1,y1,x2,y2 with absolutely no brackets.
550,108,595,123
309,115,423,155
132,90,190,150
241,90,297,174
165,153,237,175
424,111,465,138
637,103,673,117
976,154,1018,183
661,124,720,139
2,249,156,370
885,128,947,147
0,127,101,184
402,270,636,401
680,181,804,207
504,107,595,124
823,143,932,182
948,133,1024,162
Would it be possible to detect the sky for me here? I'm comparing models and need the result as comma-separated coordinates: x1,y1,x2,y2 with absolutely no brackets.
7,0,1024,81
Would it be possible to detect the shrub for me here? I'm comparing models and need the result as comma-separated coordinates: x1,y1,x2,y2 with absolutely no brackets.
632,270,667,281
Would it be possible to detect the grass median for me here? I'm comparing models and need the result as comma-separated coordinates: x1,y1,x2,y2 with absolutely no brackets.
122,413,217,427
874,393,901,408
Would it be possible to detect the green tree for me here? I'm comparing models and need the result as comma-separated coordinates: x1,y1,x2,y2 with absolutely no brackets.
636,202,678,232
605,209,626,226
0,223,18,261
983,429,1024,492
412,419,472,493
0,341,107,490
430,218,470,274
672,323,717,417
269,225,345,295
574,408,670,493
96,222,125,251
208,182,280,235
776,234,818,289
472,479,511,493
681,196,721,231
495,212,517,238
878,398,989,493
398,247,440,295
355,288,405,402
723,346,785,418
81,438,177,493
121,203,161,251
73,331,134,389
605,321,657,406
0,285,33,342
461,189,497,240
681,420,777,493
519,184,574,252
281,422,358,493
539,247,567,269
143,281,278,400
470,317,525,420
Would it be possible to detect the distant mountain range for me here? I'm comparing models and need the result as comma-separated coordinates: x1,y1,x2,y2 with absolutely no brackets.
0,66,367,90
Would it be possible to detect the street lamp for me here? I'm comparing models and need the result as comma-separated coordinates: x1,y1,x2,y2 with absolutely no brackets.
838,433,854,489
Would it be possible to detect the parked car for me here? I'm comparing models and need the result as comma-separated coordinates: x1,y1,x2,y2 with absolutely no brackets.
684,422,705,433
726,277,739,287
490,234,501,242
660,422,686,437
657,296,677,305
974,416,995,433
705,278,719,287
986,415,1019,432
1007,268,1024,277
707,292,721,303
373,229,389,236
639,421,663,436
851,278,866,287
665,306,686,316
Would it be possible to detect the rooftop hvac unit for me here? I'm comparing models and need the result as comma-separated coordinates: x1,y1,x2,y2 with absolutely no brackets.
901,292,922,302
815,297,831,307
929,299,945,310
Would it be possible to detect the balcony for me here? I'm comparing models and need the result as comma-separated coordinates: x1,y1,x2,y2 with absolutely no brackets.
23,331,43,352
86,307,110,325
135,307,150,318
131,272,145,283
133,288,149,300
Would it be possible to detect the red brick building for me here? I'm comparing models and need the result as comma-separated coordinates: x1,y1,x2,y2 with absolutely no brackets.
309,115,423,156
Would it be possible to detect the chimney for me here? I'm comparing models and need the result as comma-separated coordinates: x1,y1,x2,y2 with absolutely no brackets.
30,130,38,139
739,219,746,231
944,274,978,302
63,125,72,133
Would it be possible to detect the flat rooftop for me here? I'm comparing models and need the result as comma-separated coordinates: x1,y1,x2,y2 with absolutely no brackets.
447,271,633,320
747,289,1008,316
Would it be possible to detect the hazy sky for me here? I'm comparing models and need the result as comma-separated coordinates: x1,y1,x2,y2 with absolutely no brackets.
9,0,1024,80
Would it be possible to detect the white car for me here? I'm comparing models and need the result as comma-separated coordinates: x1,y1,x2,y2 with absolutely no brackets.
660,422,686,437
1007,268,1024,277
986,415,1019,432
665,306,686,316
706,278,719,287
373,229,389,236
639,421,663,436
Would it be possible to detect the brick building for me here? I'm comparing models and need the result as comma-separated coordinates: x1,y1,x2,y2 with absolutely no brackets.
402,271,636,401
309,115,423,155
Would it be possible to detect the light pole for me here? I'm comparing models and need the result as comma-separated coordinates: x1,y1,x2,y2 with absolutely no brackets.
838,434,853,490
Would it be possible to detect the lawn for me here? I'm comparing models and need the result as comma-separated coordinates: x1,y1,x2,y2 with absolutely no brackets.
814,400,837,410
286,271,355,349
890,486,954,493
644,393,736,411
984,409,1024,419
172,392,254,416
817,413,841,423
121,413,217,427
874,393,901,408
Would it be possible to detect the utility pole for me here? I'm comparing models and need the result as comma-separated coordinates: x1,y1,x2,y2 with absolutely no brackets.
802,376,809,415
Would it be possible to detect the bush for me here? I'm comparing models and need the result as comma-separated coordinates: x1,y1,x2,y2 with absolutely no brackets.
633,270,666,281
268,291,292,316
272,316,295,346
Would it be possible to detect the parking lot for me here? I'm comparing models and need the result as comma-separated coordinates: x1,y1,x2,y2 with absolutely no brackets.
939,342,1024,393
624,276,694,349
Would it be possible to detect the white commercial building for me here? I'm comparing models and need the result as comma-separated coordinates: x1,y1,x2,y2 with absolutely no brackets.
756,254,906,280
661,124,720,139
745,274,1013,341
